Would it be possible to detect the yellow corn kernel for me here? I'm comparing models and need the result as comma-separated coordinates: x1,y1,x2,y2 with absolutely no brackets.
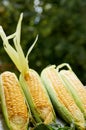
24,69,55,124
1,71,29,130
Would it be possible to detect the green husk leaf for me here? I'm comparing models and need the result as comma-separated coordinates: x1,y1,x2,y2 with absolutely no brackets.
13,13,29,74
7,33,16,40
26,34,38,60
34,123,52,130
0,26,22,73
0,74,10,130
33,122,75,130
13,13,38,75
19,74,42,124
0,13,38,75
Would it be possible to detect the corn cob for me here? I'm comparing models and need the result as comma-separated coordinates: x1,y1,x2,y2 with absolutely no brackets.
0,13,56,124
20,69,55,124
0,71,29,130
56,63,86,119
41,65,85,130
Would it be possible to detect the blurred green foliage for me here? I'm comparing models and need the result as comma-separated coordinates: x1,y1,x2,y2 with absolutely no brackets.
0,0,86,84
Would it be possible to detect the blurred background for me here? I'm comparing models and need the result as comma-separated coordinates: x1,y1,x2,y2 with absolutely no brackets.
0,0,86,84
